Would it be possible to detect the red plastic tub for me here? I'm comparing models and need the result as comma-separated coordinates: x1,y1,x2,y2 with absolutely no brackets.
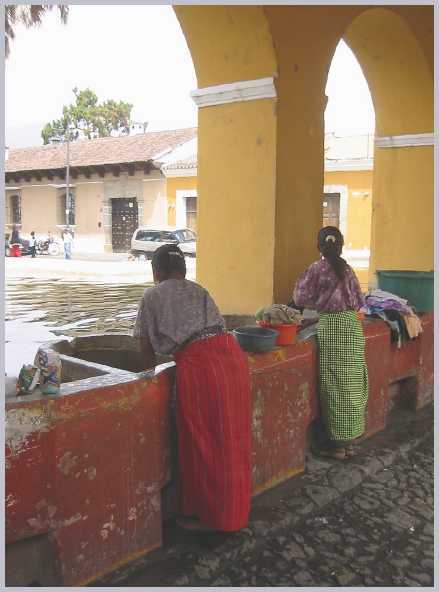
257,321,298,345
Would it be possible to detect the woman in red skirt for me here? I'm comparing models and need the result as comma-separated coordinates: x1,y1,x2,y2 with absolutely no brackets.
133,244,251,532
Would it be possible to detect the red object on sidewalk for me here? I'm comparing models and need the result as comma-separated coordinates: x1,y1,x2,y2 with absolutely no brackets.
10,244,21,257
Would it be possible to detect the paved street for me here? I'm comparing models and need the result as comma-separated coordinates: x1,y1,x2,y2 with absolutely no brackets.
94,405,434,587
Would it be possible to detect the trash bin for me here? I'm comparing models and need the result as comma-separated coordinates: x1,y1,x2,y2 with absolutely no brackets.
376,270,434,312
10,244,21,257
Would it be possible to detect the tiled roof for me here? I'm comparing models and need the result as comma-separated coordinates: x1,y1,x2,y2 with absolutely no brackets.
5,128,197,173
161,133,374,173
162,155,197,170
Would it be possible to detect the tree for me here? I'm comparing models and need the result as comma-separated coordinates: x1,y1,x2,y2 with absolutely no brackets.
41,88,134,144
5,5,69,59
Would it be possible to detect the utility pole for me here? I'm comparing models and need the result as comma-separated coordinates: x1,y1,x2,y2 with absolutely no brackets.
52,128,71,227
65,131,71,227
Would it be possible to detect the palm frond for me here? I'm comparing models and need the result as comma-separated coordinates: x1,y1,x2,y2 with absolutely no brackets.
5,4,69,58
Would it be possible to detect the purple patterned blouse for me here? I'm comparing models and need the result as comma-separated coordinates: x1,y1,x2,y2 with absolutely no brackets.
293,258,365,313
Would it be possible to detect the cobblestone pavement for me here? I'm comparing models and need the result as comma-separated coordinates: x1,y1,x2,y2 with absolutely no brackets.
94,406,434,588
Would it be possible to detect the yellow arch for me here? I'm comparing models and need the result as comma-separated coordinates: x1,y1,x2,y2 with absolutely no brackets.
174,6,433,311
344,7,433,136
174,6,277,87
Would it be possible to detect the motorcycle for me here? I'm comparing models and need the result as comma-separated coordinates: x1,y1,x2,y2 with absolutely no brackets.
36,238,60,256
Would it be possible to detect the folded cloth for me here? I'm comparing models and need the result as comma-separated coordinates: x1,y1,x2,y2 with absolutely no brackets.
365,289,414,316
255,304,302,325
368,289,409,305
403,314,423,339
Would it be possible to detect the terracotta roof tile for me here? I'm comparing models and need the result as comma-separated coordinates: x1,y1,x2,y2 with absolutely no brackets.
162,154,197,170
5,128,197,173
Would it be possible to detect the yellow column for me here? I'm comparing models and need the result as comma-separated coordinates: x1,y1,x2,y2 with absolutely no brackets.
196,99,277,314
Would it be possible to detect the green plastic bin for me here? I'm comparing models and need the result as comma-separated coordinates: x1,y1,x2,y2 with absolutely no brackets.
376,270,434,312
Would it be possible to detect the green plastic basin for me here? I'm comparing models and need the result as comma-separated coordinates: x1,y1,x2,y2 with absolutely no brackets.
376,270,434,312
233,326,279,353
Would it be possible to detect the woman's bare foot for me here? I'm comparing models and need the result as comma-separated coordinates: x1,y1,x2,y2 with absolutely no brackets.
345,444,355,458
176,517,216,532
313,445,347,460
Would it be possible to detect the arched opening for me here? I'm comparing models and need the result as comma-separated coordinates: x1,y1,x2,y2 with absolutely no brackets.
324,39,375,290
343,7,433,283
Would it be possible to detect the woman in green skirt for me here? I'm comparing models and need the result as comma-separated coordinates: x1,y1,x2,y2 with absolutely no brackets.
292,226,368,460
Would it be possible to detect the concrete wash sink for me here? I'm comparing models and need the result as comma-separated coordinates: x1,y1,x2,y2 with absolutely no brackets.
52,333,173,382
52,313,256,384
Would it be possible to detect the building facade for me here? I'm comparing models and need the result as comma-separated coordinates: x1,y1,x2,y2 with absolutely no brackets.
4,128,197,253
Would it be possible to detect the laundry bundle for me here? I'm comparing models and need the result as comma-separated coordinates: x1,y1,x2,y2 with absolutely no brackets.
363,289,423,348
255,304,302,325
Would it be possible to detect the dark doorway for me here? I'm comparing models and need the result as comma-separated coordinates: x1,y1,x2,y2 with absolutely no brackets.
111,197,139,252
322,192,340,228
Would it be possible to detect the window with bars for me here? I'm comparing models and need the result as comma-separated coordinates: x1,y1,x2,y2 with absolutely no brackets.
10,194,21,224
186,196,197,231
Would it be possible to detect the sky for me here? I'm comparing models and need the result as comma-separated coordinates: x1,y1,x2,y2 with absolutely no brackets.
5,5,375,149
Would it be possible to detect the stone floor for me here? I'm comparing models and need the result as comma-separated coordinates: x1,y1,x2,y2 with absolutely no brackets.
94,404,434,587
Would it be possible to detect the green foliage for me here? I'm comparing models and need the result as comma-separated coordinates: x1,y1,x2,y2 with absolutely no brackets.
41,88,133,144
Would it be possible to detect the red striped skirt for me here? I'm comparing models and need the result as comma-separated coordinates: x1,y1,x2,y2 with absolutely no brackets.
173,332,251,531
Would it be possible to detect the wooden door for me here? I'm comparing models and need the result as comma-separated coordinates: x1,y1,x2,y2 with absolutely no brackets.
111,198,138,252
322,193,340,228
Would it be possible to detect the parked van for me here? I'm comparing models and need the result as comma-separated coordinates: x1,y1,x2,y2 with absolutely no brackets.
130,227,196,259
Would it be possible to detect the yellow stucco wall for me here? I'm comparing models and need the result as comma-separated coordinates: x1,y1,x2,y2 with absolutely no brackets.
142,179,168,227
370,145,434,275
20,186,58,234
74,181,105,250
75,182,103,235
166,176,197,227
324,169,373,251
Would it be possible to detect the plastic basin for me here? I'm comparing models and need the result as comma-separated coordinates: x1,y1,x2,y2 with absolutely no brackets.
376,270,434,312
257,321,297,345
233,326,278,353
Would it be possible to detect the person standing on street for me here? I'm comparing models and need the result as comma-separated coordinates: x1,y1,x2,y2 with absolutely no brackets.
63,229,73,260
29,231,37,258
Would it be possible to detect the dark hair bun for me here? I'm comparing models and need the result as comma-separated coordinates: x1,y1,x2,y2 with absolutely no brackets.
152,243,186,277
317,226,347,280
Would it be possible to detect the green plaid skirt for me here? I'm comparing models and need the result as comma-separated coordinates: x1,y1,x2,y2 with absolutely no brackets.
317,310,369,442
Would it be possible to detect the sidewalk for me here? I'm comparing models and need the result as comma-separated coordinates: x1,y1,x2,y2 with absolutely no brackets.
5,254,196,282
93,404,434,587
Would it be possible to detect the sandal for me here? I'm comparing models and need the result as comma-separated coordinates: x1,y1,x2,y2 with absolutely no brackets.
313,446,347,460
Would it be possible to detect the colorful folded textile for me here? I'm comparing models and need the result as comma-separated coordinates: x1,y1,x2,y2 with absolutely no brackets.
255,304,302,325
